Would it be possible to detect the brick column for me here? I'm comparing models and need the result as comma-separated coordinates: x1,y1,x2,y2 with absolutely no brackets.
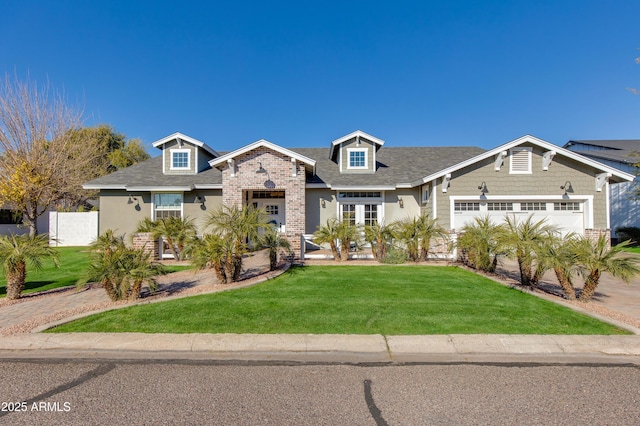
132,232,159,260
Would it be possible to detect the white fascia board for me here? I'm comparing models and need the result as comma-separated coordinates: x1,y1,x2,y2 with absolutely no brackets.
395,183,413,188
452,194,594,201
193,184,223,189
126,185,195,192
306,183,331,189
152,132,220,157
329,130,385,159
330,185,396,191
209,139,316,173
82,184,127,190
410,134,636,187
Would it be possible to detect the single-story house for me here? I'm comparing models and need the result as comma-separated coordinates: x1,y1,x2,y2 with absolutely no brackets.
83,131,635,259
563,139,640,239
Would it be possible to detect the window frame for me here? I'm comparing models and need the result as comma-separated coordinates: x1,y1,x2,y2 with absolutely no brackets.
170,149,191,170
153,192,184,219
347,148,368,170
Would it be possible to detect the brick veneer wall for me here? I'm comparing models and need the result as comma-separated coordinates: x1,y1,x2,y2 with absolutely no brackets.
584,228,611,247
132,232,158,260
221,147,307,257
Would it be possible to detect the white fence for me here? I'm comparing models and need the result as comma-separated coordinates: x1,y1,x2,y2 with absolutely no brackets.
49,211,98,246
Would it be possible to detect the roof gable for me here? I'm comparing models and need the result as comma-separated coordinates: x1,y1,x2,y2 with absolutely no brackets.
329,130,384,161
411,135,636,186
209,139,316,173
152,132,220,157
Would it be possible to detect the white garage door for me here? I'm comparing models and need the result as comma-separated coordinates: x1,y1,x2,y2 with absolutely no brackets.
453,200,584,235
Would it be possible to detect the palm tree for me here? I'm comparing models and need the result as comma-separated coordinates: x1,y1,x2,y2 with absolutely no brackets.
364,221,395,261
336,219,362,261
0,234,59,300
534,233,580,300
126,248,166,299
204,205,269,281
456,215,504,272
396,213,448,262
574,235,640,302
136,216,197,261
90,229,126,255
313,218,341,261
79,244,166,301
260,226,292,270
498,214,558,287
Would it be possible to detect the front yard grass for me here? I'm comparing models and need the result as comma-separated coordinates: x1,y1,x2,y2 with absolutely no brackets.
0,247,190,297
48,265,629,335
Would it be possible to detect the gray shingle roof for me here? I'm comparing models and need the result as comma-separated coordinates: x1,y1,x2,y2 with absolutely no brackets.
292,146,486,186
84,156,223,188
84,146,486,189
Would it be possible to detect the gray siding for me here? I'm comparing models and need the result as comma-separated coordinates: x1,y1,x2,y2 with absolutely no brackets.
305,189,337,233
434,144,609,229
339,138,376,174
162,140,197,174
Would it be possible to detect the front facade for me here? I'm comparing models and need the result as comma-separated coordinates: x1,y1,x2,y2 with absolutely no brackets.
84,131,635,259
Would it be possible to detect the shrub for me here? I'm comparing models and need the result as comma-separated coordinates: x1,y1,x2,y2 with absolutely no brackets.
615,227,640,246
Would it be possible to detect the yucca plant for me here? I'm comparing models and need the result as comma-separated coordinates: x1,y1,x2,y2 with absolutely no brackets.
0,234,59,300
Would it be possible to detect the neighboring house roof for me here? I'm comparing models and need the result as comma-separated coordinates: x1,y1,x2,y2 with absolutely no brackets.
152,132,220,157
412,135,636,186
564,139,640,165
83,156,223,191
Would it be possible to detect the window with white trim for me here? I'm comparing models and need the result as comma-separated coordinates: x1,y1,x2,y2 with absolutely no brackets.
487,202,513,211
554,202,581,211
454,202,480,211
154,193,183,219
510,148,532,174
521,202,547,211
347,148,368,169
170,149,191,170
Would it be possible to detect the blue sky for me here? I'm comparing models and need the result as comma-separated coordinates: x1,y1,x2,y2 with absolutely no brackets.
2,0,639,152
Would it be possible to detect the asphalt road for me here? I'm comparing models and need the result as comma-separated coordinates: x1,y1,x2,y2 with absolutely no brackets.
0,359,638,425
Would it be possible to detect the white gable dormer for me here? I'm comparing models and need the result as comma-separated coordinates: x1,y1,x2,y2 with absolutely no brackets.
329,130,384,174
152,132,220,175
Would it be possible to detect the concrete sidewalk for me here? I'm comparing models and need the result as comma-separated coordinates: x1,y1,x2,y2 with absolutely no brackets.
0,333,638,364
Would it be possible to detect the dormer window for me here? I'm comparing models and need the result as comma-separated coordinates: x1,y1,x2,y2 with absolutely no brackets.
348,148,368,169
170,149,190,170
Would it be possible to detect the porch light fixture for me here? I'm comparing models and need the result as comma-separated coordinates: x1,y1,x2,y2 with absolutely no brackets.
256,162,267,174
321,198,326,208
127,195,138,204
478,181,488,194
398,197,404,208
194,194,204,205
560,181,573,195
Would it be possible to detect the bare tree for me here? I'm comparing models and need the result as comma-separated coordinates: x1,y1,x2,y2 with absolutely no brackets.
0,74,104,236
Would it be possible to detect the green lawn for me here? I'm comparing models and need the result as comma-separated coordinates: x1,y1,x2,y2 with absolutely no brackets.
622,246,640,254
0,247,190,297
48,265,629,335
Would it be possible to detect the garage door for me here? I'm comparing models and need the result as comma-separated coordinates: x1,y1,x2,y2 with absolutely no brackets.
453,200,584,235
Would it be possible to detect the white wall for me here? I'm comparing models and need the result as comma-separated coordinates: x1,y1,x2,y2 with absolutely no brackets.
49,211,99,246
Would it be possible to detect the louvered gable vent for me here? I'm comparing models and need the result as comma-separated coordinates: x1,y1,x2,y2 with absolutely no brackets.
510,148,532,174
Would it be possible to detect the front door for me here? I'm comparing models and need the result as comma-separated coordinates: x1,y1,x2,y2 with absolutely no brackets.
257,200,285,232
